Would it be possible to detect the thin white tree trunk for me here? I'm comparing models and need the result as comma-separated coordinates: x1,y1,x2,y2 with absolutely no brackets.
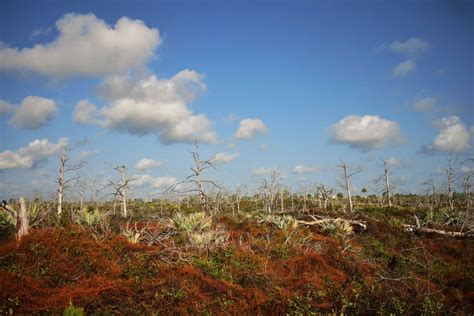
382,160,392,207
343,165,354,213
57,150,66,215
17,197,29,241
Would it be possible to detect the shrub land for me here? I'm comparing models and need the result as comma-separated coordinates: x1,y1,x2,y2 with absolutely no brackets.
0,197,472,315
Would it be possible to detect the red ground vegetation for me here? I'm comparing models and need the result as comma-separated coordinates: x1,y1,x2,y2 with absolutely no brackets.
0,212,472,315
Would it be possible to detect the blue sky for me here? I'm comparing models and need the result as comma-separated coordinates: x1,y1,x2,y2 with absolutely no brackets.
0,0,472,199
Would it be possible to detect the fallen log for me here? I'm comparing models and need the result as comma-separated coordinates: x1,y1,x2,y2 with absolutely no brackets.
295,217,367,232
403,224,471,237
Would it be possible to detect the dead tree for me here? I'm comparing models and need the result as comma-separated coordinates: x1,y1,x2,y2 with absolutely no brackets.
258,169,281,213
17,197,29,240
75,178,89,212
56,148,83,216
168,141,221,212
337,162,363,213
403,215,472,237
445,157,456,215
234,184,247,214
315,184,334,212
299,185,309,214
109,165,133,217
381,159,393,207
421,178,440,209
279,187,285,212
1,197,29,240
461,164,473,211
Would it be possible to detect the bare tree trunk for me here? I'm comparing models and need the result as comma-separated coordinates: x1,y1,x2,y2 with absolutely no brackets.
303,193,307,213
338,162,362,213
17,197,29,241
109,164,131,217
463,176,472,211
167,141,221,213
343,164,352,213
344,166,353,212
120,166,128,217
236,195,241,213
280,189,284,212
316,185,333,213
79,192,84,212
381,159,392,207
57,150,66,216
1,199,29,241
259,170,280,214
446,159,455,214
56,148,83,216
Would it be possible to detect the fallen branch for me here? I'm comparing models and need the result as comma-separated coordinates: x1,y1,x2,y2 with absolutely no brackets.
295,216,367,232
403,224,471,237
1,200,16,218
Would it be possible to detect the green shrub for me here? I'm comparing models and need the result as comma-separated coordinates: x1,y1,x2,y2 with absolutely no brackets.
167,212,228,248
0,212,16,241
63,301,84,316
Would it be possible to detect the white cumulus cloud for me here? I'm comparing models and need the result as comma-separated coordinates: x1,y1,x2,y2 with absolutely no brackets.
252,167,273,176
1,97,57,129
293,165,319,174
152,177,178,189
130,174,154,187
0,13,160,77
8,96,57,129
234,118,268,140
423,116,471,153
329,115,405,151
392,59,416,77
390,37,431,56
74,70,218,144
0,138,69,170
130,174,178,190
73,99,98,124
76,149,100,161
135,158,163,171
211,152,240,163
